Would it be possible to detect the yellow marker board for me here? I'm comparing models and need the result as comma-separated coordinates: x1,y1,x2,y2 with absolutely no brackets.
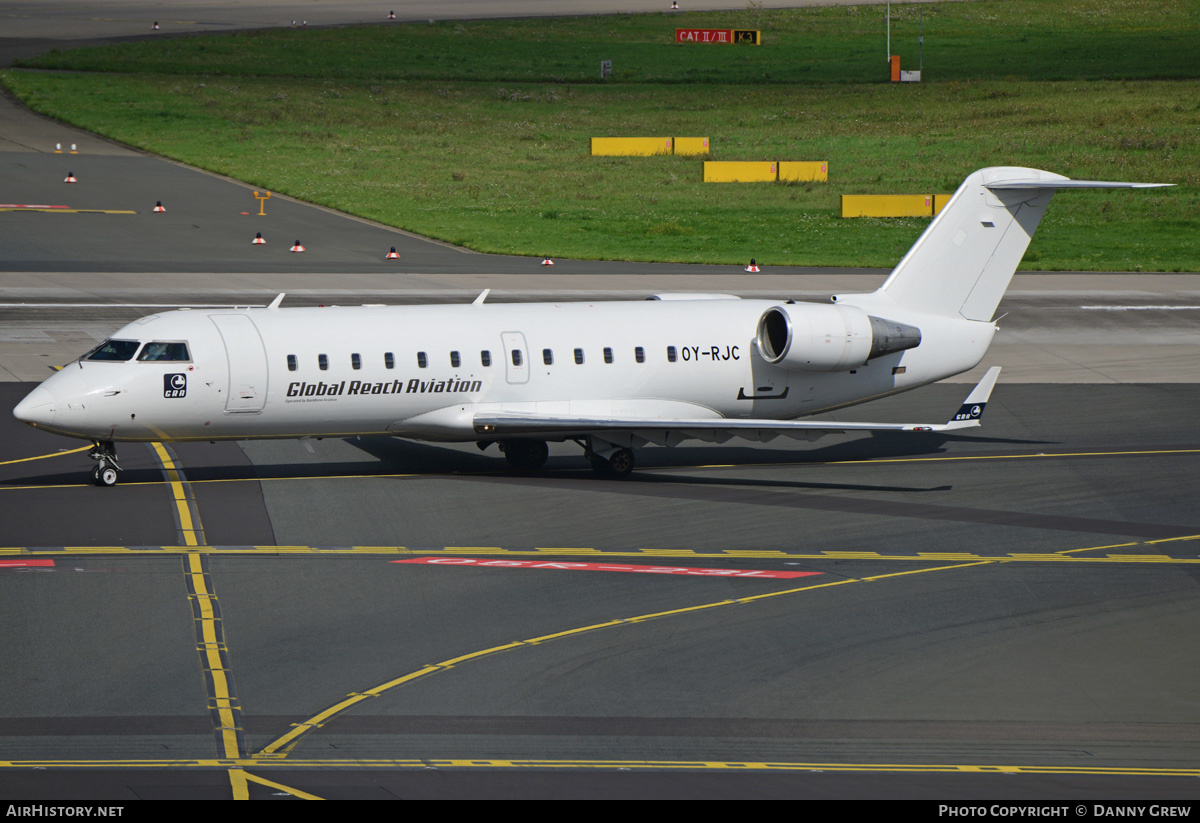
933,194,953,215
591,137,674,156
703,161,778,183
778,161,828,183
841,194,933,218
673,137,711,156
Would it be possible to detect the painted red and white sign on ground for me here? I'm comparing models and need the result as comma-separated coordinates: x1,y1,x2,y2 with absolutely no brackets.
393,557,820,579
675,28,732,44
0,559,55,568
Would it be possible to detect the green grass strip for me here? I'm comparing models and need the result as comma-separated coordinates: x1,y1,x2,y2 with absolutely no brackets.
4,0,1197,270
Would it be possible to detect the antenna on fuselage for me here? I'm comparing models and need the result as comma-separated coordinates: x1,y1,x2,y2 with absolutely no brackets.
473,289,490,305
268,293,285,310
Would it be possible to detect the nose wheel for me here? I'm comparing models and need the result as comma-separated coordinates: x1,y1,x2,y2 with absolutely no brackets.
91,464,119,487
88,441,121,487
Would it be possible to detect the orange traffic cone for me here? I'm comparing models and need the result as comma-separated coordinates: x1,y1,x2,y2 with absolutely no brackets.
744,258,760,272
290,240,305,253
252,232,266,245
64,172,77,183
541,258,554,266
386,247,400,259
152,201,165,213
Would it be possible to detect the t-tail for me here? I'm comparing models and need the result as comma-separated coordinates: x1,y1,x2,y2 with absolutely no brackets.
863,167,1171,322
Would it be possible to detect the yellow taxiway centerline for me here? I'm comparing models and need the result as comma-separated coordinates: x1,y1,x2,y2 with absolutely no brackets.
0,445,90,466
0,758,1197,777
2,544,1197,562
253,560,989,759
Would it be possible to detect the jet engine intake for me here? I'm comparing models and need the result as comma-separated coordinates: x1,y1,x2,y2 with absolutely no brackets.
756,304,921,372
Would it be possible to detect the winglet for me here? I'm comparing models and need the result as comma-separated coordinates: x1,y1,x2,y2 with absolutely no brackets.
943,366,1001,429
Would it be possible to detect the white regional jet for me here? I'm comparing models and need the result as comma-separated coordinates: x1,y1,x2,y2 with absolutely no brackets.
14,167,1168,485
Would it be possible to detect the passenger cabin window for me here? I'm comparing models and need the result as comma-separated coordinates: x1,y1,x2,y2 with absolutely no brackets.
667,346,677,363
450,351,461,368
603,347,613,364
481,350,492,367
351,353,362,370
635,346,645,364
318,354,329,371
574,348,584,365
543,349,553,366
86,339,140,362
511,349,523,367
417,352,428,368
137,341,190,362
287,354,298,372
384,352,395,369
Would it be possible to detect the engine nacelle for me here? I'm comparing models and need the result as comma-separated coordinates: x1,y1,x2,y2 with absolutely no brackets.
755,303,921,372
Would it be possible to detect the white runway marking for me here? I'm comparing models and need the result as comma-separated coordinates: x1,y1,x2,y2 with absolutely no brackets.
1079,305,1200,311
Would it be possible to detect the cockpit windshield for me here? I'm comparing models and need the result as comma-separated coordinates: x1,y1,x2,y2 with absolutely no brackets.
137,341,190,362
85,339,141,361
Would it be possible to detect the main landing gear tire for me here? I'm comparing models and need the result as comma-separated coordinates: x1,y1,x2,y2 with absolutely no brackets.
501,439,549,471
91,465,118,487
589,447,635,478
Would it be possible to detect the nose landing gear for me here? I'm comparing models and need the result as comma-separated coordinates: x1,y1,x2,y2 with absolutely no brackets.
89,440,121,486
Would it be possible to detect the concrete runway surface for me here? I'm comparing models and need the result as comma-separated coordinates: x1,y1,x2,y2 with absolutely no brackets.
1,0,1198,801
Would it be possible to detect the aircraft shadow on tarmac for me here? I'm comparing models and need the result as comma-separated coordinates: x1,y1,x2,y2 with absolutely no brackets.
0,431,1053,489
339,429,1057,493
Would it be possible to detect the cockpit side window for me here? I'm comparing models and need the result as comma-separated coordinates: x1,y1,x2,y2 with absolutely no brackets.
86,339,141,361
136,341,191,362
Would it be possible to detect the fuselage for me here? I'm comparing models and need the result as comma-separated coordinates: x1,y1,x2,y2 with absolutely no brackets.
13,296,995,444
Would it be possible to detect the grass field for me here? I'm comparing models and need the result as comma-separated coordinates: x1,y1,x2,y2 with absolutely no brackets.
3,0,1197,270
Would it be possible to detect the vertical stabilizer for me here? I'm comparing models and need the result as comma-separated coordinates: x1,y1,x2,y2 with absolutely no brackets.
866,167,1168,322
874,167,1064,321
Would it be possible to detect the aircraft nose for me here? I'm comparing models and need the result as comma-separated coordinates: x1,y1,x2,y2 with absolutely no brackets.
13,385,56,427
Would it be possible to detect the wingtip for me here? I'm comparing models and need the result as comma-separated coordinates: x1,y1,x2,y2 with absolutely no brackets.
947,367,1002,425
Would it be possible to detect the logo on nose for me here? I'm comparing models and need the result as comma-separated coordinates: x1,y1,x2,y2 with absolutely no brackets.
164,373,187,398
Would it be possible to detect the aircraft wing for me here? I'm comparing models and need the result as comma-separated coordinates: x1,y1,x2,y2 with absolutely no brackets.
474,367,1001,445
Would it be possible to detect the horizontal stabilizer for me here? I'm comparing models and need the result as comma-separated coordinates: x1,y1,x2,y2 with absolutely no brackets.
986,180,1172,190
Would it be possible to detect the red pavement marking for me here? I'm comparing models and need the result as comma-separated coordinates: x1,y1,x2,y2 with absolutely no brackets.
393,557,820,579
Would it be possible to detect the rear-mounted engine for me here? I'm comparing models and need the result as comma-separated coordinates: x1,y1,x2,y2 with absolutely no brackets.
756,304,921,372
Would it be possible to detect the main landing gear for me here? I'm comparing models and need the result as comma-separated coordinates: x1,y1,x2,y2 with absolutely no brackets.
89,440,121,487
499,438,549,471
484,438,636,478
583,440,635,478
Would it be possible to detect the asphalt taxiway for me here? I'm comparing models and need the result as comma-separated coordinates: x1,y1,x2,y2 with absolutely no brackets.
2,0,1199,802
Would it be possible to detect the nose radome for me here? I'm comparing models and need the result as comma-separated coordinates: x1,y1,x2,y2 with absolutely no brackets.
13,385,55,426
